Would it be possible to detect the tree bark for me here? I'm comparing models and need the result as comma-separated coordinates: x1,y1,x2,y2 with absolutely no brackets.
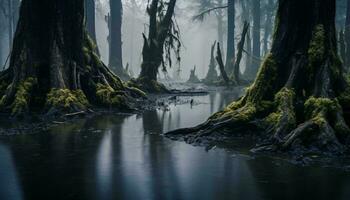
233,21,249,84
0,0,143,116
251,0,261,76
225,0,235,73
204,41,218,83
167,0,350,154
216,43,230,85
345,0,350,71
263,0,274,56
85,0,100,56
131,0,177,93
109,0,128,79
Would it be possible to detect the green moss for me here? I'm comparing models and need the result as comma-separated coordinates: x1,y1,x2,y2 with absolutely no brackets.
246,53,278,103
126,86,147,98
126,78,167,94
11,77,37,115
308,25,325,71
304,97,340,126
96,83,127,107
265,88,296,126
46,89,89,110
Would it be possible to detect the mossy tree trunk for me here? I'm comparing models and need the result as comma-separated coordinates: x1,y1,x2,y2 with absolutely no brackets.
167,0,350,153
0,0,143,116
132,0,177,93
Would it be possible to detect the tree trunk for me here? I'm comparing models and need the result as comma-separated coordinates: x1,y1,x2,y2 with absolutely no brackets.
225,0,235,73
7,0,12,49
12,0,20,26
251,0,261,76
263,0,274,56
109,0,128,79
345,0,350,71
233,21,249,84
131,0,177,93
339,30,346,69
167,0,350,154
240,0,253,79
216,43,230,85
204,41,218,83
85,0,100,55
0,0,143,116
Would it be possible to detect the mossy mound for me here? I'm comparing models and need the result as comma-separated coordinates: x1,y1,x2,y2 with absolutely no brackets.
126,78,169,94
2,78,38,116
46,89,89,114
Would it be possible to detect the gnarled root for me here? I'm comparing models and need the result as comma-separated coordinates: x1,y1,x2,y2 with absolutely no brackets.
166,89,350,154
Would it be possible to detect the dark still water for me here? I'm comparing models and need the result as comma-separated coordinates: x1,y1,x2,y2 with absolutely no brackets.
1,89,350,200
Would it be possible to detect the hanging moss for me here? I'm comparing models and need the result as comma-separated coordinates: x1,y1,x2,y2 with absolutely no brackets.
10,77,37,115
46,89,89,111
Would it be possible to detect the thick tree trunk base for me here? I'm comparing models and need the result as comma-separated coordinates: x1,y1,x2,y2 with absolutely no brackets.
166,53,350,155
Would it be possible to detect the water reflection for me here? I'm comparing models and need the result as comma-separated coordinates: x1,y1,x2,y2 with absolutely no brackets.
0,144,23,200
1,91,350,200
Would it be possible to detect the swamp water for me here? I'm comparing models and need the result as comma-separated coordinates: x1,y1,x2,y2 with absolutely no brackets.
1,89,350,200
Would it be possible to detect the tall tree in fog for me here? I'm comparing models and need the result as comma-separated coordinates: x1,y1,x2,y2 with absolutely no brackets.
130,0,179,93
6,0,19,48
85,0,100,54
251,0,261,76
262,0,275,56
0,0,141,116
168,0,350,154
109,0,128,79
225,0,235,72
0,0,20,68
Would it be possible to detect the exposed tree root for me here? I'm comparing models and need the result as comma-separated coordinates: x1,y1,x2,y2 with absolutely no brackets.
127,78,170,94
167,1,350,155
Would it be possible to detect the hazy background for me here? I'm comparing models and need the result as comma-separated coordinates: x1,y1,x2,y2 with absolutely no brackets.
96,0,234,80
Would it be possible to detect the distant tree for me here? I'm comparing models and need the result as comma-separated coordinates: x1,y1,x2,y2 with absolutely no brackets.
129,0,180,93
109,0,129,80
85,0,100,55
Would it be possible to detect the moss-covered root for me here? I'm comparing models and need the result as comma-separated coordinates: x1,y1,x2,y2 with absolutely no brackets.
264,88,296,141
95,83,130,109
126,78,169,94
46,89,89,115
259,97,350,153
0,77,37,116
